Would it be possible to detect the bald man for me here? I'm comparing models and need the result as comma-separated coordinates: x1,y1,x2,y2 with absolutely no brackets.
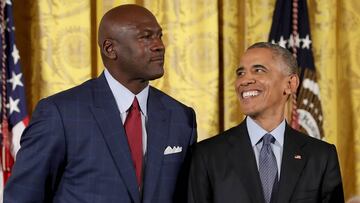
4,4,197,203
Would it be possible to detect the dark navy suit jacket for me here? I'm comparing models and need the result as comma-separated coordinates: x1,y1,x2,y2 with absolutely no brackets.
4,73,197,203
188,120,344,203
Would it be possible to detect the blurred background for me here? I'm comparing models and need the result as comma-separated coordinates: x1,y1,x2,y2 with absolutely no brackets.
11,0,360,200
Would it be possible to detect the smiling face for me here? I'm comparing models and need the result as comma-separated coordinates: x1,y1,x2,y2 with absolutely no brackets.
235,47,298,123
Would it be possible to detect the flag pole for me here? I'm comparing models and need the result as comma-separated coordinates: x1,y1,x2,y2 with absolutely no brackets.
0,0,14,184
290,0,300,130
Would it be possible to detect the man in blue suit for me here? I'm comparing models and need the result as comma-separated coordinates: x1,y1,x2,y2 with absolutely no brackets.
4,4,197,203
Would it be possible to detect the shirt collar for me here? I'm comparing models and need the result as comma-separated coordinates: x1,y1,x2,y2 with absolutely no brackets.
246,116,285,147
104,69,149,116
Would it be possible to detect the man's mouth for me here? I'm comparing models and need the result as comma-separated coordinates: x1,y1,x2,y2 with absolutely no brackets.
150,56,164,62
242,90,259,99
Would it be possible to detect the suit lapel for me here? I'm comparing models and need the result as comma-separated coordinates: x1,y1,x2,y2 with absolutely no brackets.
277,125,307,203
226,121,265,203
142,87,170,202
90,74,140,203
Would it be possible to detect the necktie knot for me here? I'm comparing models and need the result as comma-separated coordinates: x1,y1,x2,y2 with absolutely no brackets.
262,133,275,145
130,97,140,111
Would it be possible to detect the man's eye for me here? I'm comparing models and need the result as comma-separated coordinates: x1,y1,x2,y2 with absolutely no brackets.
139,32,152,39
236,70,245,76
255,68,265,73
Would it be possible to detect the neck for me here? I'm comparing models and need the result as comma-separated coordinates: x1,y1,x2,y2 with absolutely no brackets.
249,114,284,132
106,68,149,95
125,80,149,95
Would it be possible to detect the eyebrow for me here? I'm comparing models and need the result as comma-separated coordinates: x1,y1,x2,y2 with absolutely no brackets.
235,66,244,73
236,64,266,70
252,64,266,69
139,26,162,33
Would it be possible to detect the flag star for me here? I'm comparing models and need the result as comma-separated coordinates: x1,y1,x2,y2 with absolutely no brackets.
318,115,323,121
7,97,20,115
288,35,294,48
302,34,312,49
5,19,11,32
12,44,20,64
278,36,287,48
294,34,300,47
309,103,314,108
303,99,308,105
314,108,318,114
7,71,23,91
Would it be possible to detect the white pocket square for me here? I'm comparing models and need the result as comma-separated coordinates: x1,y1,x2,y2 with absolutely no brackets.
164,146,182,155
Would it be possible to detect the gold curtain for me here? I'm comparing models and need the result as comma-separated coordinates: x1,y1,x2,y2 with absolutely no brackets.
13,0,360,199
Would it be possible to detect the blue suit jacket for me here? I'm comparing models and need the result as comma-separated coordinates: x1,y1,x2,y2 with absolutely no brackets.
4,73,197,203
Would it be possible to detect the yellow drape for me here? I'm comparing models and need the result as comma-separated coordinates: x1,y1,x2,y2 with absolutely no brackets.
13,0,360,199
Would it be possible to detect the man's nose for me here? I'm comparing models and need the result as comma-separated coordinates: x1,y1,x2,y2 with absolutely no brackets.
150,38,165,52
238,73,256,86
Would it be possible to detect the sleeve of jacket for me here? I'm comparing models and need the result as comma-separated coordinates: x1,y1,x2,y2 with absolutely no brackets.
188,143,213,203
173,107,197,203
321,144,344,203
188,107,197,146
4,98,66,202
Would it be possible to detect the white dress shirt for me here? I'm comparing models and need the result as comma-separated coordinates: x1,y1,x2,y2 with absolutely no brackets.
104,69,149,154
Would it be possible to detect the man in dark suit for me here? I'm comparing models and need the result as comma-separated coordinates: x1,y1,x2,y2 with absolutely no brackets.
188,42,344,203
4,4,197,203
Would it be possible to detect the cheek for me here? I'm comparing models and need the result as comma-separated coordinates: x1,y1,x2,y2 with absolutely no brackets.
234,80,242,96
128,43,145,57
234,78,241,89
270,82,288,98
140,43,151,53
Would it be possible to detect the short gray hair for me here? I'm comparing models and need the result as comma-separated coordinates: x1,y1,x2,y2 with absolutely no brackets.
247,42,298,75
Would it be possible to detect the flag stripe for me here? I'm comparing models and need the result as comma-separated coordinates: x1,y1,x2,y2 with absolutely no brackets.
269,0,324,139
0,0,29,198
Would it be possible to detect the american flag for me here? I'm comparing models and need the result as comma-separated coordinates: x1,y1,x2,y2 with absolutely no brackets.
0,0,29,200
269,0,324,139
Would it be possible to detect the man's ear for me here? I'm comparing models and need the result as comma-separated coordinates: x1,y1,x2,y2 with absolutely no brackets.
102,39,117,60
284,74,300,95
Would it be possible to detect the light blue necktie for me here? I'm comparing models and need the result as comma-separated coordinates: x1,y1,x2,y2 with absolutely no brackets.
259,133,278,203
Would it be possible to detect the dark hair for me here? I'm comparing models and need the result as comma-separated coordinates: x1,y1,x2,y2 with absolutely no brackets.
247,42,298,75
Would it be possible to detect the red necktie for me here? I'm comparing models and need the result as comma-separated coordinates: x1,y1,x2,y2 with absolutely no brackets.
124,97,143,186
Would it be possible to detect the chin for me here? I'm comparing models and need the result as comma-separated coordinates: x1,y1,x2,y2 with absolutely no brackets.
240,107,259,117
148,72,164,80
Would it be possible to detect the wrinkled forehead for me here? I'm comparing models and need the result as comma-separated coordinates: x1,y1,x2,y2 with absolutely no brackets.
240,48,275,63
123,17,162,30
107,10,161,32
106,5,159,25
98,5,162,44
239,48,289,72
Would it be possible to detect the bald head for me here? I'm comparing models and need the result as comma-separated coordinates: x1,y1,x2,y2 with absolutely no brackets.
98,4,157,46
97,4,165,94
